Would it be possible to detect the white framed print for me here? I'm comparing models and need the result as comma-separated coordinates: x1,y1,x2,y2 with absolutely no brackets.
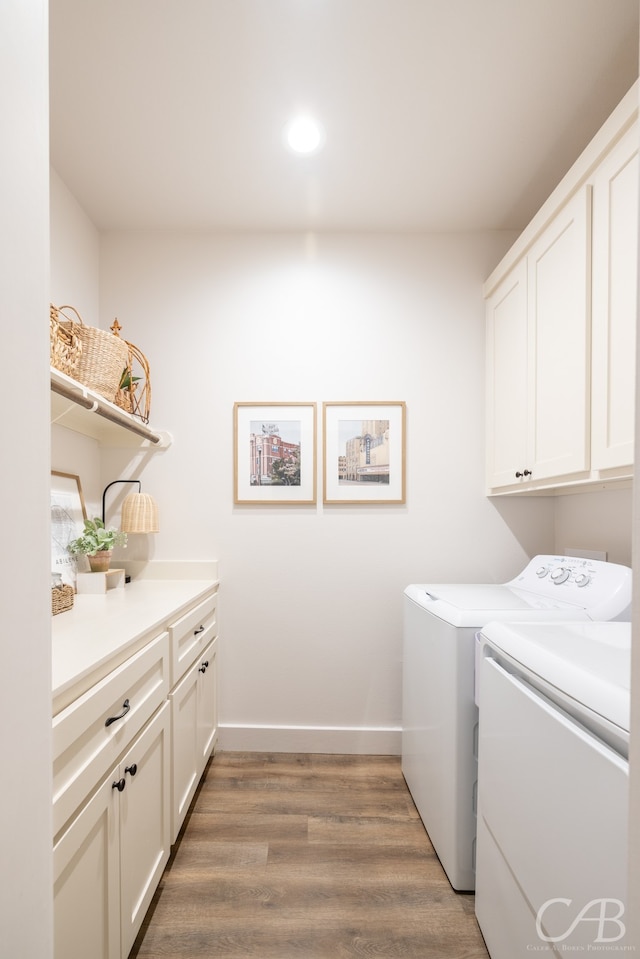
51,470,88,587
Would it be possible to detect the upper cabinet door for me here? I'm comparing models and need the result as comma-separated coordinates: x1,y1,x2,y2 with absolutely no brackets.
485,259,528,489
591,123,638,471
526,186,591,481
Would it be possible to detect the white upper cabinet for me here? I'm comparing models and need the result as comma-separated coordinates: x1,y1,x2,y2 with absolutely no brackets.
484,81,638,495
526,186,591,481
486,260,528,488
590,123,638,471
486,188,591,490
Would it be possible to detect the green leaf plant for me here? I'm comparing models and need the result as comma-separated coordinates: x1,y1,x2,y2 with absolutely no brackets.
119,368,142,392
67,517,128,556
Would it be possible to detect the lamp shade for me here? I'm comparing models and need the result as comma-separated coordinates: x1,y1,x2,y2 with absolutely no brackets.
120,492,159,533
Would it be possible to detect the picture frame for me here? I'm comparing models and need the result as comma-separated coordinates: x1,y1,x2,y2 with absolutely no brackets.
234,403,317,505
51,470,87,587
323,401,406,504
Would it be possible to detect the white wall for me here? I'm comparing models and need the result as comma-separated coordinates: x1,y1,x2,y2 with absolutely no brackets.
554,487,633,566
626,13,640,943
50,167,100,322
97,230,558,751
1,2,53,956
50,170,104,512
48,170,636,756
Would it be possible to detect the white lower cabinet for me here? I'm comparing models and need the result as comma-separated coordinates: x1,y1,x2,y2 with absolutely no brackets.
54,701,170,959
170,637,218,842
54,766,120,959
52,579,219,959
119,701,171,956
197,639,218,770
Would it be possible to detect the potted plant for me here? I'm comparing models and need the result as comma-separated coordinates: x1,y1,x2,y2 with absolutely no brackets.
67,517,127,572
115,366,141,413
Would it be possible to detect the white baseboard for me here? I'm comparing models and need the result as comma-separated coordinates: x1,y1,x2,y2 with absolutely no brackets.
218,723,402,755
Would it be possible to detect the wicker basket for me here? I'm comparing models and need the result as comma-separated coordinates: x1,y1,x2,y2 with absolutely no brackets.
52,583,74,616
50,304,82,377
56,305,129,403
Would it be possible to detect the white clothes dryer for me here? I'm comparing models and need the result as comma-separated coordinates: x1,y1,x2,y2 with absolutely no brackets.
475,619,630,956
401,555,631,891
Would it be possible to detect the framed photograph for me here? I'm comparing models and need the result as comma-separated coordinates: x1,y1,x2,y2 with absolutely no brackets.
234,403,317,505
323,401,406,504
51,471,87,587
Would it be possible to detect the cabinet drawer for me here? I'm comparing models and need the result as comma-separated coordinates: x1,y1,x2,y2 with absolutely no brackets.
169,591,217,685
53,632,170,837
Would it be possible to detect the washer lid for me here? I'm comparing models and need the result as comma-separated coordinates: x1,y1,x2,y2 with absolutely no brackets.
481,620,631,732
404,583,586,627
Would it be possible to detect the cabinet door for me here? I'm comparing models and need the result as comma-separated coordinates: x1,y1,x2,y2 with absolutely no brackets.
170,641,218,843
485,259,528,488
54,770,120,959
591,123,638,471
197,638,218,767
527,186,591,480
170,658,200,842
119,701,171,958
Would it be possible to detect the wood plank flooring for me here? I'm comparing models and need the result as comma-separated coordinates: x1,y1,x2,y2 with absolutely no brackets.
130,752,489,959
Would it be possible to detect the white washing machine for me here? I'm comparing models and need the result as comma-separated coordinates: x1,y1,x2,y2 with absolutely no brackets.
475,619,631,956
401,555,631,891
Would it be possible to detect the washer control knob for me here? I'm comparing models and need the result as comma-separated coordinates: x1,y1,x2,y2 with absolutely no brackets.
575,573,591,587
536,566,549,578
550,567,570,584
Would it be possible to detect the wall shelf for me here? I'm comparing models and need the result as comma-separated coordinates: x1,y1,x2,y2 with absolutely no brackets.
51,368,172,448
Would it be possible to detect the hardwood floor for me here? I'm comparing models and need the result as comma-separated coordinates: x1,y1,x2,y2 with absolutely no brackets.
130,752,489,959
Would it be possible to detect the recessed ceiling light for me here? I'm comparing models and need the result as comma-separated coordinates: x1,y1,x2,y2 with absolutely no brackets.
284,115,325,155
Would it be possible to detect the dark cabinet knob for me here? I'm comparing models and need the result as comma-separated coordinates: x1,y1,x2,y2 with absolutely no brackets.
199,660,209,673
125,764,138,777
112,778,126,792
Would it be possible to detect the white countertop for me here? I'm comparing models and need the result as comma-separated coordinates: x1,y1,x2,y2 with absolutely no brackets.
52,578,218,712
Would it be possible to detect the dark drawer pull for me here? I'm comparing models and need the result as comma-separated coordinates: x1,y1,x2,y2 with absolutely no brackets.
125,763,138,777
112,778,126,792
105,699,131,727
194,625,205,635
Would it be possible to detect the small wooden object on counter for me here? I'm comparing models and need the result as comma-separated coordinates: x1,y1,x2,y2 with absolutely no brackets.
76,568,126,594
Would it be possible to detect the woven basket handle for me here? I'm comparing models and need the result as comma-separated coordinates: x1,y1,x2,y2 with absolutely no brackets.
57,304,85,327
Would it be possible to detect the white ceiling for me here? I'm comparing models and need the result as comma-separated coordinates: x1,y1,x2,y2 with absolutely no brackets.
49,0,639,234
